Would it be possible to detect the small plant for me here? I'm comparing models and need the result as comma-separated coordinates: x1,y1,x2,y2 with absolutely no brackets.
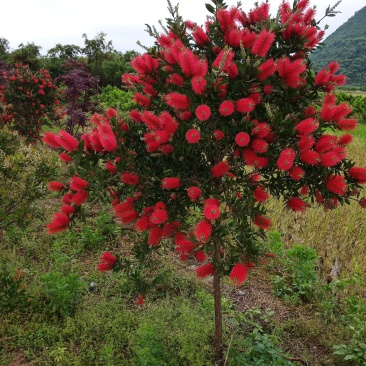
268,232,319,303
97,85,135,112
333,324,366,365
229,308,294,365
0,265,29,314
40,271,85,318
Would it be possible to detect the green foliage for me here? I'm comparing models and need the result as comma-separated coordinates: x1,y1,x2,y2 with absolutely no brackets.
97,85,135,112
229,308,294,365
333,325,366,364
40,272,85,318
0,127,59,230
336,91,366,124
311,6,366,86
268,232,319,303
0,264,29,314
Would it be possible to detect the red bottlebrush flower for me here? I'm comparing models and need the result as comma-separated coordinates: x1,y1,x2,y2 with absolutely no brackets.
300,150,320,165
252,29,275,58
61,205,75,216
69,176,88,191
195,250,207,262
62,193,73,205
314,135,338,153
213,130,225,140
186,129,201,143
263,85,273,95
320,151,342,167
195,219,212,243
71,190,89,206
105,161,117,174
99,133,117,152
161,144,174,154
253,186,269,202
164,92,190,110
287,197,307,212
149,209,168,225
187,186,202,200
337,119,357,131
98,263,113,272
349,167,366,184
193,26,210,45
339,134,353,146
277,148,296,171
204,198,220,206
203,204,220,221
148,227,164,246
359,198,366,208
230,263,249,285
59,153,72,163
161,177,181,189
288,166,305,181
300,185,309,196
100,251,117,266
298,135,315,151
235,132,250,147
265,253,276,258
196,263,215,278
129,109,143,123
121,172,139,186
137,294,144,305
42,132,60,148
326,174,347,195
106,108,117,119
251,139,269,154
49,181,64,191
252,123,271,139
211,161,230,178
196,105,211,121
257,58,277,81
133,92,151,108
135,215,150,232
295,118,319,135
47,212,69,234
167,73,185,86
57,130,79,151
254,215,272,230
236,98,256,113
191,76,207,95
219,100,235,116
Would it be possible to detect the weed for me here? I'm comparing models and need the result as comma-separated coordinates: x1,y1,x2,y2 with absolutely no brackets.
40,271,85,318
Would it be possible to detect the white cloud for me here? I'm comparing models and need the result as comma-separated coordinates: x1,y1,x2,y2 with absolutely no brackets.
1,0,364,54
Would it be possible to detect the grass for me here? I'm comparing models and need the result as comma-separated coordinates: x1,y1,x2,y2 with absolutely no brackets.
1,124,366,365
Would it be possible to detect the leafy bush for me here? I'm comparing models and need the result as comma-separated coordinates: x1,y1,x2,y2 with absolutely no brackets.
40,272,85,318
0,63,60,141
0,264,29,313
268,232,319,303
337,92,366,124
97,85,135,112
0,127,59,231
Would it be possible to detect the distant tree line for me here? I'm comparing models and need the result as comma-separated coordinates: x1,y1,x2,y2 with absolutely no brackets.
0,32,139,88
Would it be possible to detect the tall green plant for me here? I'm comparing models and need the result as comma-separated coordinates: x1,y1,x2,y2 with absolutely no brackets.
43,0,366,363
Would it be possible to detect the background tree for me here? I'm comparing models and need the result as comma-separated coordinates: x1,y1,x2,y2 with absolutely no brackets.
0,37,10,62
10,42,42,71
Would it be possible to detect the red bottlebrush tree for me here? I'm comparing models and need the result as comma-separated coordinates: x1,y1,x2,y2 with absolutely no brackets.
43,0,365,363
0,63,60,142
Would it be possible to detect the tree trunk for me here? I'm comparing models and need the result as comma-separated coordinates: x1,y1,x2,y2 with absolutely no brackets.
213,241,223,365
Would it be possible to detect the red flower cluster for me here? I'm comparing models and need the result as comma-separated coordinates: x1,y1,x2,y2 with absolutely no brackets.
98,252,117,272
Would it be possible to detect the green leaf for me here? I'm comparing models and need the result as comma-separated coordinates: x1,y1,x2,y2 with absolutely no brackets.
205,3,215,13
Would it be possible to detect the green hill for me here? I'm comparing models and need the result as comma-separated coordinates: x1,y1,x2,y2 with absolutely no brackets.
311,5,366,87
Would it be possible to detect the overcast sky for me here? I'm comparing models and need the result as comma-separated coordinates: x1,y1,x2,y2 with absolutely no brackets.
1,0,365,55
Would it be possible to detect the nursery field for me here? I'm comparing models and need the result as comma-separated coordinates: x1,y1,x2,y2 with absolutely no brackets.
1,125,365,366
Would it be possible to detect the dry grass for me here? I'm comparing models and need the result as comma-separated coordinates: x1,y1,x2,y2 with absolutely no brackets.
268,131,366,286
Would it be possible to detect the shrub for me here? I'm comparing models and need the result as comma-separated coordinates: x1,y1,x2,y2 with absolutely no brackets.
97,85,135,112
0,63,60,141
0,127,59,231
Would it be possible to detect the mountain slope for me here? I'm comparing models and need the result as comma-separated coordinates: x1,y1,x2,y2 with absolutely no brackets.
311,6,366,86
